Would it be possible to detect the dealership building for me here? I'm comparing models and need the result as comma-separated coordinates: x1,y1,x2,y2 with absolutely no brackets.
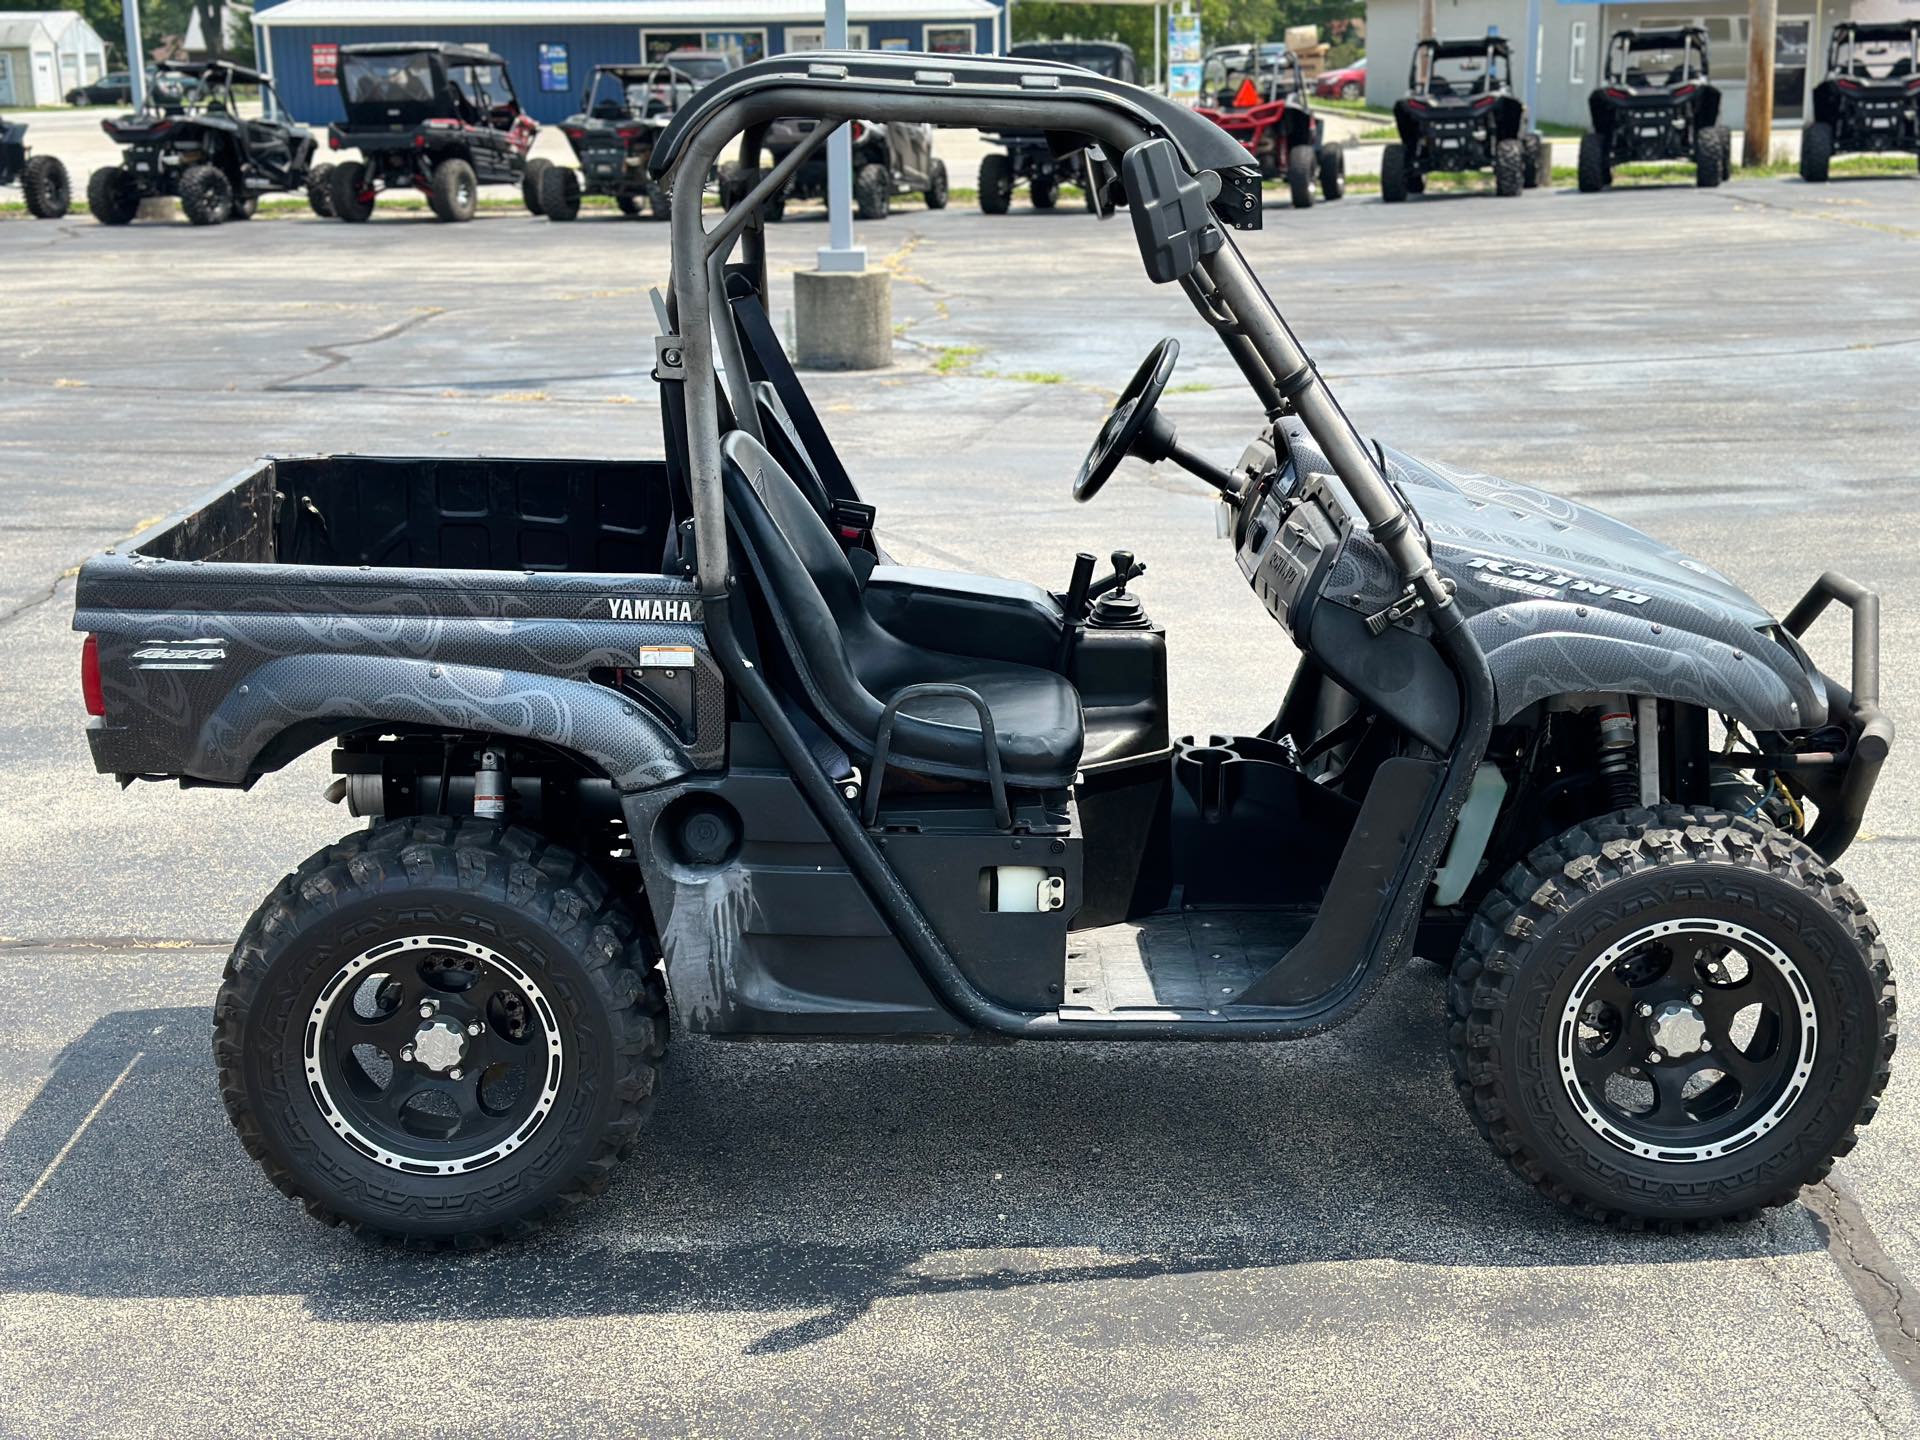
253,0,1006,124
1362,0,1920,130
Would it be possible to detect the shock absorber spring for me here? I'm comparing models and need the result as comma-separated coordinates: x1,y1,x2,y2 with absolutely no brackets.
1596,709,1638,810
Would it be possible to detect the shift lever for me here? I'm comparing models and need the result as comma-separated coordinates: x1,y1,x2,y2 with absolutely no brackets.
1087,549,1146,602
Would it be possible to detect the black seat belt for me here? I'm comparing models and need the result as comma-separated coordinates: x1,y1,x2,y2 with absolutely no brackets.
723,272,860,507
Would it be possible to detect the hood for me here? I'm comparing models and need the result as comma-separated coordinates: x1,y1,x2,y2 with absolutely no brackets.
1364,445,1826,730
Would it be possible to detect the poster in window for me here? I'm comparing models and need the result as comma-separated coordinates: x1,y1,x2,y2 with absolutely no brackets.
538,42,569,92
312,42,338,86
925,26,973,54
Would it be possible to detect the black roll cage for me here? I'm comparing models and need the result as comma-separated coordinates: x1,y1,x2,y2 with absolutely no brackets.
1409,37,1512,96
1604,27,1710,85
1828,21,1920,78
651,51,1495,1038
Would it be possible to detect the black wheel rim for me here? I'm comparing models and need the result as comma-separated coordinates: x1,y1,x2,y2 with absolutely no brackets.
305,934,564,1174
1557,919,1817,1163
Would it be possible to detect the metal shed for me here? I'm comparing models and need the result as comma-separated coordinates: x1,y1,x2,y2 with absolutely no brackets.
0,9,109,107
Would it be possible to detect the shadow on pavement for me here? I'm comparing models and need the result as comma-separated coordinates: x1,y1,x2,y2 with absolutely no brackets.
0,971,1820,1352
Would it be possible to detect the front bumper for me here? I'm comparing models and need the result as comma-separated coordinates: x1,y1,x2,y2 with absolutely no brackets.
1784,572,1892,860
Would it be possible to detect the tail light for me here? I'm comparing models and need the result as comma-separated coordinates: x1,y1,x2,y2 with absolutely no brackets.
81,635,104,717
1406,98,1428,110
1606,87,1631,99
1837,77,1862,90
1673,83,1697,98
565,125,585,139
1472,95,1497,109
1233,77,1261,108
328,131,341,149
616,125,642,140
852,120,865,141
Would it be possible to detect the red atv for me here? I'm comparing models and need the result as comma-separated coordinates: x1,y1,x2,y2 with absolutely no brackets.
1196,43,1344,208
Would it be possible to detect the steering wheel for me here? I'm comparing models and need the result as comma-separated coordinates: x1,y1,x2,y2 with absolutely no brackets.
1073,338,1181,503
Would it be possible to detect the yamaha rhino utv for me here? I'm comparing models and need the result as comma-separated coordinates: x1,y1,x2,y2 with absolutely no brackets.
1197,42,1344,207
0,115,69,217
1801,21,1920,182
979,40,1137,213
1580,28,1729,192
89,61,316,225
539,62,692,220
73,51,1895,1248
324,43,543,223
1383,36,1545,201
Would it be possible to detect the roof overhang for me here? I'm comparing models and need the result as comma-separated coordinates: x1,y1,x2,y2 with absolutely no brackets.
259,0,998,26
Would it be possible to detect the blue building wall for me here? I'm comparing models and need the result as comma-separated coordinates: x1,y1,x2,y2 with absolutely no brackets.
263,18,999,125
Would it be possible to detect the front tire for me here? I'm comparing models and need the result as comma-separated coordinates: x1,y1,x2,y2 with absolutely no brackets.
214,819,667,1247
306,162,336,218
1695,126,1724,187
1287,141,1315,208
854,160,891,219
329,160,375,222
1450,807,1894,1229
22,154,70,218
978,152,1013,213
539,165,582,221
1801,120,1833,182
1029,171,1058,209
1521,132,1544,188
521,156,551,214
1380,142,1409,203
1318,142,1345,200
87,165,138,225
1493,137,1525,197
429,158,478,222
1577,131,1607,192
179,163,232,225
924,157,949,210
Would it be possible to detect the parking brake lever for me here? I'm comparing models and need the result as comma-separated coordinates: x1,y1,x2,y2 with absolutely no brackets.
1056,552,1097,670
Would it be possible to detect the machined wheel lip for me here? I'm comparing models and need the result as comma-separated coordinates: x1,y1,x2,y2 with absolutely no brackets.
1556,917,1818,1164
305,933,565,1176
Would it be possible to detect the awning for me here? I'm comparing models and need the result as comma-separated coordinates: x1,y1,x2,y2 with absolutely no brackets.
256,0,999,26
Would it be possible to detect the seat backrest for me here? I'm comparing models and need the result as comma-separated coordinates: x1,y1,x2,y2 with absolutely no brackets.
723,273,860,506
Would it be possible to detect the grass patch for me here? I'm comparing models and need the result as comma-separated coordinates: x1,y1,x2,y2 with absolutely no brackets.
993,370,1066,384
1316,97,1393,121
932,344,982,374
1167,381,1215,394
1282,151,1916,196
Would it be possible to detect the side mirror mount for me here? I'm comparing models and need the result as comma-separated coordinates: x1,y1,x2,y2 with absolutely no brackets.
1081,143,1118,219
1120,137,1222,285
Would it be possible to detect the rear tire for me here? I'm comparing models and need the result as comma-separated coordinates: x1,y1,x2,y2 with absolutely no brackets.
1577,131,1607,192
978,152,1013,213
1287,141,1316,208
230,191,258,220
329,160,375,222
429,158,478,222
924,157,948,209
1714,125,1734,180
539,165,581,221
1493,137,1525,196
1801,120,1833,182
1522,132,1544,188
1029,172,1058,209
521,156,551,214
306,162,336,218
1449,807,1894,1229
213,818,668,1248
179,163,232,226
1318,142,1345,200
854,160,891,219
87,166,138,225
649,185,670,220
1380,142,1409,203
22,154,69,218
1695,127,1723,187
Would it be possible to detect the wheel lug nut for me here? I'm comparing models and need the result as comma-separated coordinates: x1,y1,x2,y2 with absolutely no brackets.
400,1046,415,1062
1648,1050,1663,1064
1701,1038,1713,1052
1636,1003,1653,1017
1690,992,1705,1006
449,1067,463,1081
418,1001,436,1018
467,1022,483,1036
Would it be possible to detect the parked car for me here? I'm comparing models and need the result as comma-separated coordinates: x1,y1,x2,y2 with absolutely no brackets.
323,43,542,222
0,115,70,217
1196,43,1344,207
1580,28,1728,192
1314,56,1367,100
87,60,316,225
1801,20,1920,182
1382,36,1544,201
65,67,201,108
979,40,1138,213
539,61,694,220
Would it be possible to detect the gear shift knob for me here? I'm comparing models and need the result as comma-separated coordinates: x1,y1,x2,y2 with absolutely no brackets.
1110,550,1136,592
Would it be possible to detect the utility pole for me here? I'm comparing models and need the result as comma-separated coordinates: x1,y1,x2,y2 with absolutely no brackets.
1744,0,1776,167
1417,0,1435,43
1521,0,1541,118
123,0,146,108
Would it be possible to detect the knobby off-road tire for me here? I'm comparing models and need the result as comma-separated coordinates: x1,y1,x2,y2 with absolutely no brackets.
1287,142,1316,208
306,162,336,217
429,158,478,222
539,164,582,221
22,154,70,218
87,166,138,225
854,161,891,219
978,152,1012,213
1029,171,1058,209
1577,132,1608,193
1714,126,1734,181
1493,138,1526,197
1449,807,1895,1230
1318,142,1345,200
1801,121,1833,182
329,160,375,222
230,191,258,220
179,163,232,226
1695,127,1723,188
214,818,668,1247
521,156,551,214
1521,132,1544,188
1380,143,1410,203
924,157,949,210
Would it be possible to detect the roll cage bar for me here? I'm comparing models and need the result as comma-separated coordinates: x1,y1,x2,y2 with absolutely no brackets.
1605,28,1710,84
650,50,1493,1038
1409,37,1512,95
1828,22,1920,77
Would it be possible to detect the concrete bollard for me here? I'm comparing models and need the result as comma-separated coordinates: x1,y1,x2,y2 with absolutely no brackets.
793,267,893,371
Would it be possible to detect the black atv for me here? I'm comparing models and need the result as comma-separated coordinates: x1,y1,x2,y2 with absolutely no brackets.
539,62,691,221
1382,36,1545,201
1195,42,1345,208
0,116,70,218
324,43,543,223
979,40,1137,213
1580,28,1728,192
723,115,946,221
88,61,316,226
1801,21,1920,183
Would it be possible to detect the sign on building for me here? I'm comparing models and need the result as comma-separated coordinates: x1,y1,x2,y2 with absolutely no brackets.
1168,6,1202,105
311,41,338,86
538,41,569,91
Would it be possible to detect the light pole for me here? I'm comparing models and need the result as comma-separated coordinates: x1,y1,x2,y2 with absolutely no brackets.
819,0,863,274
123,0,146,108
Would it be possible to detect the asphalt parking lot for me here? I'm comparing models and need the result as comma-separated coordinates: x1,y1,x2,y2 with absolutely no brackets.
6,174,1920,1438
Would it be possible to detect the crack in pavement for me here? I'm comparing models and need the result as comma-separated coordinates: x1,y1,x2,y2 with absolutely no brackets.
1807,1175,1920,1407
261,307,447,392
0,936,228,953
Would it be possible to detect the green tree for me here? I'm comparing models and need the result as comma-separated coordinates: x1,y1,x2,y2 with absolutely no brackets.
1011,0,1364,68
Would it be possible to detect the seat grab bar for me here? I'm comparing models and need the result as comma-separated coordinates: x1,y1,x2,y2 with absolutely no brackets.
861,683,1012,830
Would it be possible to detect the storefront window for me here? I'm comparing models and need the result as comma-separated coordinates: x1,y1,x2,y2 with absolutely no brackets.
925,25,975,54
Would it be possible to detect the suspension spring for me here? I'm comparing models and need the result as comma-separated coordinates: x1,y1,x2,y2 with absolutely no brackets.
1596,710,1638,810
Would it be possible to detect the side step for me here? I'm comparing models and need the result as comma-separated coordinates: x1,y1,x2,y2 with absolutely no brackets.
1060,907,1316,1020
